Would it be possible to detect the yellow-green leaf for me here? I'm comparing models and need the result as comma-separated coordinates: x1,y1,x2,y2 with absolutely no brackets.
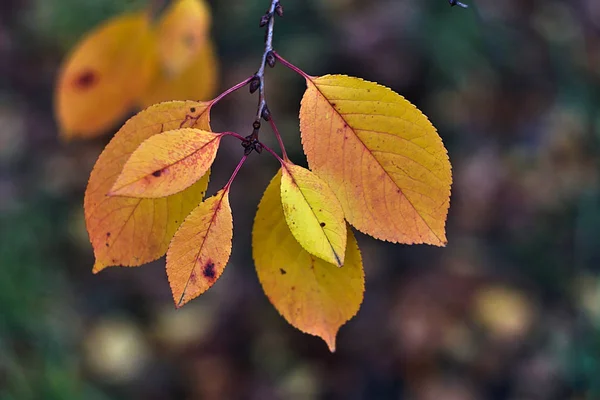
300,75,452,246
85,101,212,273
280,162,346,266
166,188,232,308
110,128,222,198
253,172,364,352
55,12,158,140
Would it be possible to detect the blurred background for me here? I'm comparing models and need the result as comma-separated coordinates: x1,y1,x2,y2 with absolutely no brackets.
2,0,600,398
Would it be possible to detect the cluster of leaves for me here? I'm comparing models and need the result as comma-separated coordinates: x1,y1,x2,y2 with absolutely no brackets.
79,2,452,351
55,0,217,140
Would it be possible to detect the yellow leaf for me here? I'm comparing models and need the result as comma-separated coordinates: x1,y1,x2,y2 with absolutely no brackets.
110,128,222,198
280,162,346,266
55,12,158,140
155,0,212,76
166,188,233,308
139,39,218,108
85,101,212,273
300,75,452,245
253,172,364,352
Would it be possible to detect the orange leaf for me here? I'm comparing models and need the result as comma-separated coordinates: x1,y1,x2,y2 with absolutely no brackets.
253,172,364,352
110,128,222,198
139,39,218,108
55,12,158,140
166,188,233,308
155,0,212,76
85,101,212,273
300,75,452,245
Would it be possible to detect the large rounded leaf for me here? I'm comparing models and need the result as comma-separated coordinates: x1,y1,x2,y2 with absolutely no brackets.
300,75,452,245
253,172,364,352
85,101,212,273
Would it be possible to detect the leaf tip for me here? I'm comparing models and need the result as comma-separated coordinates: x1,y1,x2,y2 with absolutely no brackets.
92,260,108,274
322,333,337,353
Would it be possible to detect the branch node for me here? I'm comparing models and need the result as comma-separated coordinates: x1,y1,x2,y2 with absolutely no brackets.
275,3,284,17
249,76,261,94
266,51,276,68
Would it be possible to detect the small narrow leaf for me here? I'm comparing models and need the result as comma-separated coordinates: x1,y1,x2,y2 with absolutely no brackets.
280,163,346,266
85,101,212,273
55,12,157,140
110,128,222,198
253,172,364,352
300,75,452,246
166,188,233,308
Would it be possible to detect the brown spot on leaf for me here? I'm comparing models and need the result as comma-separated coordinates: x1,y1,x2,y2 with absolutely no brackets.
73,69,99,90
280,268,287,275
203,262,216,280
320,222,326,227
190,107,196,113
152,170,163,177
106,232,111,237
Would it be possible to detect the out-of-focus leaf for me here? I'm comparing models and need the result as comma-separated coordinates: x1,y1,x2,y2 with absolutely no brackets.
55,12,157,140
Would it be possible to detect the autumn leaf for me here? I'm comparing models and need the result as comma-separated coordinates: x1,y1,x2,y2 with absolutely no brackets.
55,12,157,140
109,128,222,198
166,188,233,308
300,75,452,246
154,0,212,76
85,101,212,273
280,162,346,266
253,172,364,352
139,39,218,108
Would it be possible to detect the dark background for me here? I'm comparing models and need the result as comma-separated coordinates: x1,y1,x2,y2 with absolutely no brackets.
2,0,600,398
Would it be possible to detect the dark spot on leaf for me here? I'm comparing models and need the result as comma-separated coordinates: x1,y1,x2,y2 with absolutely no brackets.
105,242,109,247
73,69,99,90
331,102,336,107
291,286,296,291
320,222,326,227
152,170,162,177
190,107,196,113
106,232,111,237
203,262,216,280
280,268,287,275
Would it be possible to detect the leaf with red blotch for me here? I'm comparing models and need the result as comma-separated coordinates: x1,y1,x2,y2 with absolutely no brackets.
85,101,212,273
166,188,233,308
109,128,222,198
55,12,157,140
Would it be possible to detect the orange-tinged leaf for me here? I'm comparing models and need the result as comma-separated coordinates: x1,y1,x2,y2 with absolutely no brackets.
55,12,158,140
155,0,212,76
280,162,346,266
139,39,218,108
300,74,452,245
166,188,233,308
85,101,212,273
110,128,222,198
253,172,364,352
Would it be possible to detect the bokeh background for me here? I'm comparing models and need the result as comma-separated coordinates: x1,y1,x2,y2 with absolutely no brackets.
2,0,600,398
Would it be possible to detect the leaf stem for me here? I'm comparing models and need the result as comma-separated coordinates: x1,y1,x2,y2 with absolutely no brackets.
211,76,254,106
268,116,288,161
273,52,312,80
224,155,249,190
260,143,285,165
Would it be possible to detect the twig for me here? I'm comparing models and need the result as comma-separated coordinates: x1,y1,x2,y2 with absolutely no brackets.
448,0,468,8
249,0,280,141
